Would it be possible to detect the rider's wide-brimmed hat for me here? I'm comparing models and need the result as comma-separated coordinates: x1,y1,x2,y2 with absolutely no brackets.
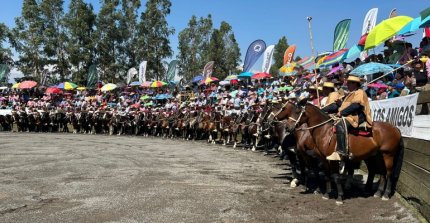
323,82,335,88
346,75,362,83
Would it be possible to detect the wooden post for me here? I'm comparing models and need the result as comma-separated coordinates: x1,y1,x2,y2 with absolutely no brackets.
307,16,321,107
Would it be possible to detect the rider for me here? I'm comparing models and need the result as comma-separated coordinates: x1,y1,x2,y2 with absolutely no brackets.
334,75,373,159
321,82,342,114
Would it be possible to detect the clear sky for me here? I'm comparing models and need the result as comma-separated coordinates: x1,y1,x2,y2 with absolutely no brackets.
0,0,427,62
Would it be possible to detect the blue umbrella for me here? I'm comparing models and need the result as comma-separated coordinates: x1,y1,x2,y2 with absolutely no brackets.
342,44,363,60
129,81,141,86
238,72,253,78
397,16,430,35
192,75,203,83
350,62,394,76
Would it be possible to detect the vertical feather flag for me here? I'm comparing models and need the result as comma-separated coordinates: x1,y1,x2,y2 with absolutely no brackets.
0,64,9,83
333,19,352,52
166,60,179,82
283,45,296,65
202,61,215,78
261,45,275,73
360,8,378,60
87,65,97,88
40,69,48,86
389,8,397,19
126,68,138,84
138,61,147,83
243,39,266,72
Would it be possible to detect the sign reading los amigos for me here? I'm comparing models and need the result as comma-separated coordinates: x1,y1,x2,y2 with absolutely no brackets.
370,93,419,136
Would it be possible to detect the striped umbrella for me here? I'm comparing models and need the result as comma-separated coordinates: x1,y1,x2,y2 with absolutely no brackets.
76,86,87,91
317,48,348,68
57,82,77,90
151,81,167,88
200,77,219,85
279,63,298,76
224,75,238,81
297,56,315,69
12,83,20,89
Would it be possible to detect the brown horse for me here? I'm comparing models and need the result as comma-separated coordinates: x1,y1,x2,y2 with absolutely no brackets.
277,101,404,203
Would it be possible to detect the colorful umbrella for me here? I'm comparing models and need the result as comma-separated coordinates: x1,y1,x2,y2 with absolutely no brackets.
57,82,77,90
367,83,388,89
279,63,298,76
297,56,315,69
343,44,363,60
229,90,239,97
0,86,7,90
219,80,230,86
141,81,152,88
76,86,87,91
364,16,413,50
12,83,20,89
350,62,394,76
45,87,63,94
421,7,430,20
252,72,272,79
224,75,238,81
140,95,150,101
318,48,349,67
151,81,167,88
19,80,37,89
200,77,219,85
100,83,117,92
327,66,342,76
238,72,253,78
192,75,204,83
129,81,141,86
278,86,294,91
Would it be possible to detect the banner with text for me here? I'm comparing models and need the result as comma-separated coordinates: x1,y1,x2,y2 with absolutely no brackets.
370,93,419,136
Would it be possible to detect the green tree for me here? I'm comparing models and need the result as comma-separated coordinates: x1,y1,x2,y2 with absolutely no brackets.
270,36,289,76
118,0,141,70
294,56,302,62
12,0,45,79
40,0,68,82
177,15,213,81
137,0,174,81
0,23,13,66
64,0,96,85
95,0,122,82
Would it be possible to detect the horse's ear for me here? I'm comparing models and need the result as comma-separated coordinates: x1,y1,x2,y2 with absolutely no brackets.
297,97,308,108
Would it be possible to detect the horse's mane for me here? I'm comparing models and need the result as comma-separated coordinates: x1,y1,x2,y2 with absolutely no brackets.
305,102,331,120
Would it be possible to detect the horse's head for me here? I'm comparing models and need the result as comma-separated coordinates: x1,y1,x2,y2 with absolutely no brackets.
280,101,308,133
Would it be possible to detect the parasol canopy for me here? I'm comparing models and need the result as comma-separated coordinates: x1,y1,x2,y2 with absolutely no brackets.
251,72,272,80
141,81,152,88
19,81,37,89
200,77,219,85
364,16,413,50
45,87,63,94
57,82,77,90
100,83,117,92
350,62,394,76
238,72,253,78
151,81,167,88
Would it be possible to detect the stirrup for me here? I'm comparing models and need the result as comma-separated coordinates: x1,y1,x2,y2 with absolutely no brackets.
326,152,341,161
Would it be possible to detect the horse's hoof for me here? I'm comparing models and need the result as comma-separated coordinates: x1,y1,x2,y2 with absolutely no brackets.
322,195,329,200
251,146,256,151
335,200,344,205
373,192,382,198
381,196,389,201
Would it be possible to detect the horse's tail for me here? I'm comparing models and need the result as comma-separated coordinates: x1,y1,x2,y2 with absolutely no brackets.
392,136,404,191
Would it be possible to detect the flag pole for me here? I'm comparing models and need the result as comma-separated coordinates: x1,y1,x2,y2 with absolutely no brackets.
307,16,321,107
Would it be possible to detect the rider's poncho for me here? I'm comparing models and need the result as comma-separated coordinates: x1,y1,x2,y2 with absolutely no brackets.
339,89,373,128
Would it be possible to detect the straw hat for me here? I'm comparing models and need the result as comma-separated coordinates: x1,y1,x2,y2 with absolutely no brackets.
323,82,335,88
346,75,361,83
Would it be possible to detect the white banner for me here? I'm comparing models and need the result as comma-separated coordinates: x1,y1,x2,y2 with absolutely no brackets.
126,68,138,84
261,45,275,73
360,8,378,60
370,93,419,136
139,61,147,83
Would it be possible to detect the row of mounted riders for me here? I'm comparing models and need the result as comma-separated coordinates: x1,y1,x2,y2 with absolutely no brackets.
0,100,403,205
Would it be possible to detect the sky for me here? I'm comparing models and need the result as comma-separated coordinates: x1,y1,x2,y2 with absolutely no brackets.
0,0,427,81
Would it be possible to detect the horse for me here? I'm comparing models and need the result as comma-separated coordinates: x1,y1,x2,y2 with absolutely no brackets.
277,101,404,203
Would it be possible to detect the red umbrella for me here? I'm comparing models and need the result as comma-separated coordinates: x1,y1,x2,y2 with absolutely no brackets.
19,80,37,89
45,87,63,94
252,72,272,79
367,83,388,89
141,81,152,88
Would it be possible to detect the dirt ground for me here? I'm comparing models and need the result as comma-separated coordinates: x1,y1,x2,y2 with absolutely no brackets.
0,132,420,223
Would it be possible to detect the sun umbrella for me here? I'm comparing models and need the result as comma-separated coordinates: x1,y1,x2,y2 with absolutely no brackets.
350,62,394,76
252,72,272,79
192,75,204,83
343,44,363,60
238,72,253,78
45,87,63,94
129,81,141,86
101,83,117,92
327,66,342,76
364,16,413,50
141,81,152,87
421,7,430,20
140,95,150,101
200,77,219,85
19,80,37,89
229,90,239,97
219,80,230,86
151,81,167,88
0,86,7,90
367,83,388,89
278,86,294,91
297,56,315,69
224,75,238,81
57,82,77,90
279,62,298,76
318,48,349,67
12,83,20,89
76,86,87,91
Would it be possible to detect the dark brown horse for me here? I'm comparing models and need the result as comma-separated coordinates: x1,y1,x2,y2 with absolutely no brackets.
277,101,404,203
